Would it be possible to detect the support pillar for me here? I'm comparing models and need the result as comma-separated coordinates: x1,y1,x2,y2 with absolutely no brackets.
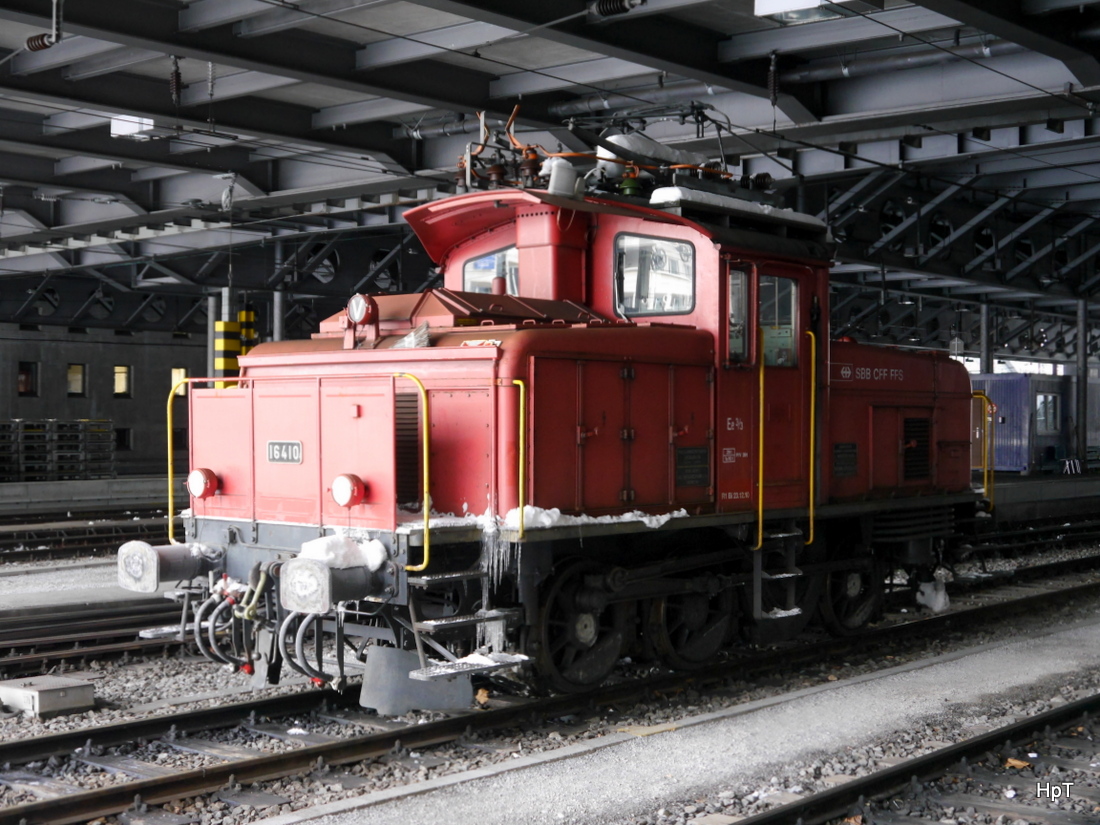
272,240,285,342
1077,299,1089,458
980,303,993,375
206,293,218,379
220,286,234,322
273,288,285,342
215,287,240,388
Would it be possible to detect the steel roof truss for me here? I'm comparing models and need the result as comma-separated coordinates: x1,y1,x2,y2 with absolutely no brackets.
1004,216,1098,282
917,194,1019,266
963,205,1062,274
865,175,976,257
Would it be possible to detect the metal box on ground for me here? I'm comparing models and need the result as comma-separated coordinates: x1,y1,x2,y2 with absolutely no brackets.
0,675,95,717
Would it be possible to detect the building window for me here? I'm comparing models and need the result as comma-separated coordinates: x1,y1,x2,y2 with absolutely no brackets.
17,362,38,397
171,367,188,395
67,364,87,397
614,234,695,317
115,428,133,451
114,365,132,397
1036,393,1060,434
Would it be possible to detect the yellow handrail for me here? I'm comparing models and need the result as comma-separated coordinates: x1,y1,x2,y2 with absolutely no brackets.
165,378,190,544
396,372,431,572
972,390,996,512
512,379,527,540
805,330,817,546
755,328,766,551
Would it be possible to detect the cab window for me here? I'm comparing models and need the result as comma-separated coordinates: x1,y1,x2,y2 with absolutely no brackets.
728,269,747,362
463,246,518,294
615,234,694,316
760,275,797,367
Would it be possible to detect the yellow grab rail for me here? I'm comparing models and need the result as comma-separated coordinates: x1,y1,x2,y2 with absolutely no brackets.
805,330,817,546
972,390,995,512
166,378,190,544
396,372,432,572
755,328,766,551
512,379,527,540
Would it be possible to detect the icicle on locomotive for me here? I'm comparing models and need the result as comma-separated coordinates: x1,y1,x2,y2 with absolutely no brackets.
117,140,978,709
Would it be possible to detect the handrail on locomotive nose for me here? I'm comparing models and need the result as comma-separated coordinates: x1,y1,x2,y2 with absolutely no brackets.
165,377,191,544
971,390,996,512
805,330,817,547
512,379,527,540
395,372,432,572
755,327,765,551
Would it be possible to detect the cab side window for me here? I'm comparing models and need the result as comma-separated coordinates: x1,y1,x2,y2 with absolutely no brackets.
728,269,747,362
615,234,694,316
464,246,518,294
759,275,797,367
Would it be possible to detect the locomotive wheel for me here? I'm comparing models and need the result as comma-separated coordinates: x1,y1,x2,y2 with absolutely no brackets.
533,560,627,693
646,585,737,670
819,560,885,636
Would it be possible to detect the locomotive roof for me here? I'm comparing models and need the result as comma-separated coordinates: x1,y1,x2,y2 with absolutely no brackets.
404,188,834,268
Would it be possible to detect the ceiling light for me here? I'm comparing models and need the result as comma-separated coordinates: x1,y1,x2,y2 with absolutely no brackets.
755,0,883,25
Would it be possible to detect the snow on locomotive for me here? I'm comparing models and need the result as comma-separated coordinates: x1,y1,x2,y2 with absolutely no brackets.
117,168,977,711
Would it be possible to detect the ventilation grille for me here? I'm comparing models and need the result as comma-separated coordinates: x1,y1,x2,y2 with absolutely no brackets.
903,417,931,480
395,392,420,506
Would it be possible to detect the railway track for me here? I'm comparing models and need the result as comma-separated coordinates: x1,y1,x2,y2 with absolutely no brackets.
0,599,186,678
3,558,1100,824
0,518,171,565
733,692,1100,825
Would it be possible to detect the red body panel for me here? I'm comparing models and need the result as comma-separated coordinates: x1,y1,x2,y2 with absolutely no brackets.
825,340,972,501
185,190,973,541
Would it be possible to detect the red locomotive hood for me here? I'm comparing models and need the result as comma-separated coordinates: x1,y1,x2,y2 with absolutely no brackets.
404,188,709,267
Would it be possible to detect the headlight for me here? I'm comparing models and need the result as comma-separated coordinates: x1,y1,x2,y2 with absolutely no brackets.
187,468,219,499
331,474,366,507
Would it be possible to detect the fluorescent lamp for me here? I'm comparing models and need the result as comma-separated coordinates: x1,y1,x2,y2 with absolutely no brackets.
755,0,883,25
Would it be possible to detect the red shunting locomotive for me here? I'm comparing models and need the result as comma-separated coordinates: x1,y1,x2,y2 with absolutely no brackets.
118,175,976,711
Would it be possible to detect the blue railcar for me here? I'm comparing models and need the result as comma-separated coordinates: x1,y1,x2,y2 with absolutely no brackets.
971,373,1093,473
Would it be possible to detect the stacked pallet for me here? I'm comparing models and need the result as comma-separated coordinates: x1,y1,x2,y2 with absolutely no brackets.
0,420,116,482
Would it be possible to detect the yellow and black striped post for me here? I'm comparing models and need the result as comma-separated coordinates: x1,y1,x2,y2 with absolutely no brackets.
238,305,257,355
214,320,241,388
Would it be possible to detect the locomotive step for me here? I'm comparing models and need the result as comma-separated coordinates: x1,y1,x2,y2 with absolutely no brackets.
407,569,488,588
409,651,529,681
413,607,522,633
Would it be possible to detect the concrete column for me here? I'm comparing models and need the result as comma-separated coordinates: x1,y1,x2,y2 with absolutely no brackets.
220,286,234,322
1078,298,1089,458
273,287,286,342
206,293,218,378
272,240,285,342
979,303,993,374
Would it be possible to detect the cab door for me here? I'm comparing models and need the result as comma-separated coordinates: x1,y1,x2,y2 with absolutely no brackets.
716,260,817,513
757,265,812,509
